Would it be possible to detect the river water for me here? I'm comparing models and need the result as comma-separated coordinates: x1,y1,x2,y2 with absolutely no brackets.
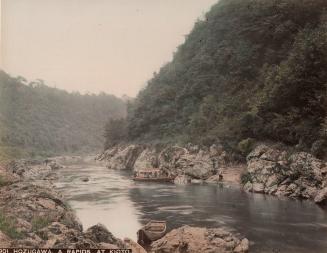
54,159,327,253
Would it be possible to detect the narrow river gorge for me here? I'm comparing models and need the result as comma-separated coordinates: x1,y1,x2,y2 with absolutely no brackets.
53,158,327,253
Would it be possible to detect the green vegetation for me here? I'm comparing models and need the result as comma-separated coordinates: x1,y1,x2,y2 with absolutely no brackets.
0,175,8,187
31,216,50,231
107,0,327,155
238,138,255,156
104,118,128,149
241,172,253,185
0,70,126,160
0,211,23,239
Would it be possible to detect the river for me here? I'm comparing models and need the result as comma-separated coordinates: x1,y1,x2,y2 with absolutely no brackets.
54,158,327,253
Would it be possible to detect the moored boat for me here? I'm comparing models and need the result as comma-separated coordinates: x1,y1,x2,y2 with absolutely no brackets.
137,220,167,245
133,169,173,182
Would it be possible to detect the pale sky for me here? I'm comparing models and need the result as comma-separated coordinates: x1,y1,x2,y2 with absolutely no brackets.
0,0,217,97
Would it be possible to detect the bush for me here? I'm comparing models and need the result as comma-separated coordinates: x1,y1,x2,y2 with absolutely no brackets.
241,172,252,185
0,176,8,187
238,138,255,156
31,216,50,231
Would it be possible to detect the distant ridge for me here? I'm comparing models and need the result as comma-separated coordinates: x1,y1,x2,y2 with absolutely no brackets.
0,70,126,161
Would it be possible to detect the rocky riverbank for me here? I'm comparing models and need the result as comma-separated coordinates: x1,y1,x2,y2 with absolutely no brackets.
0,160,124,248
241,145,327,205
99,143,327,206
0,158,250,252
97,143,245,185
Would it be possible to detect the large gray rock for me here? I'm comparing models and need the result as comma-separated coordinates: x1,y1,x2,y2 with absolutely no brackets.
243,144,327,202
181,150,215,179
174,175,191,185
158,146,216,179
150,226,249,253
103,145,144,170
134,148,158,172
101,143,227,180
84,224,124,247
158,146,188,176
314,187,327,205
0,231,11,247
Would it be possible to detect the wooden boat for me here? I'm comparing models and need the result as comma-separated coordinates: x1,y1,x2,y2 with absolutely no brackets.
137,220,167,245
133,169,173,182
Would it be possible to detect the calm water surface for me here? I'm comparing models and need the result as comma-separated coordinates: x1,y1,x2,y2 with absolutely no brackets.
54,160,327,253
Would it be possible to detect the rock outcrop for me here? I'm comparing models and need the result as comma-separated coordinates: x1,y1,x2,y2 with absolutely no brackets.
150,226,249,253
98,145,144,170
0,162,124,248
242,145,327,204
99,144,229,182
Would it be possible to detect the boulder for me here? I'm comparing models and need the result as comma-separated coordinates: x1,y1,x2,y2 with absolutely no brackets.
158,146,188,176
242,144,327,203
134,148,158,172
178,149,215,179
104,145,144,170
0,231,12,247
174,175,191,185
251,183,264,193
191,179,204,184
84,224,123,247
314,187,327,205
158,145,220,179
150,226,249,253
206,175,222,184
124,238,147,253
234,239,250,253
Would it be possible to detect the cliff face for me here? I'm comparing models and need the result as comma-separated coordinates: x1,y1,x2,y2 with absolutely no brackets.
98,143,240,184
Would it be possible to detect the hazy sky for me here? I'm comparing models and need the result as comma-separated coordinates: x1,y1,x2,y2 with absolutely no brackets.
1,0,217,97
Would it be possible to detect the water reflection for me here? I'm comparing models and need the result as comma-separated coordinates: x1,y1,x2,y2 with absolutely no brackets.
55,161,327,253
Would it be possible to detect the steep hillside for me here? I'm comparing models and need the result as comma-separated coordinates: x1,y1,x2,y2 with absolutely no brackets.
123,0,327,155
0,70,126,161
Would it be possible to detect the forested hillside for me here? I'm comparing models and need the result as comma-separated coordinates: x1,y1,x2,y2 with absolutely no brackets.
111,0,327,156
0,70,126,161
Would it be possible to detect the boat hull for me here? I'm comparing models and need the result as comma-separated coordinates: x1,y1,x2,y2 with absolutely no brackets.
133,177,173,182
137,221,167,246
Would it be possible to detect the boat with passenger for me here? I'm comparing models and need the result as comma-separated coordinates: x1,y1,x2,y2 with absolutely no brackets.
133,168,173,182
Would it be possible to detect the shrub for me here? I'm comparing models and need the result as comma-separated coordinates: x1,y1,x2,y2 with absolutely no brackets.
31,216,50,231
0,211,23,239
238,138,255,156
0,176,7,187
241,172,252,185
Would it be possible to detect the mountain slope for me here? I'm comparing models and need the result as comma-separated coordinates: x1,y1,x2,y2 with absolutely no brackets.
0,70,126,160
124,0,327,154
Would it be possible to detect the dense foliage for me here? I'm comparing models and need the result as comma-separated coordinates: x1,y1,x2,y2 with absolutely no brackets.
121,0,327,154
0,70,126,161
